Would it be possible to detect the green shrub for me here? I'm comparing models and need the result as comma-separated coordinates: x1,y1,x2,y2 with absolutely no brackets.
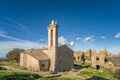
80,63,91,68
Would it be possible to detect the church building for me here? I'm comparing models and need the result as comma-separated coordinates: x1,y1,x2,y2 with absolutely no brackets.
20,20,74,72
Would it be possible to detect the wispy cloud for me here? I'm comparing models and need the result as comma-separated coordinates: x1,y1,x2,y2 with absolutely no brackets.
58,36,75,46
6,17,40,36
0,29,7,35
76,37,81,40
0,29,23,41
6,18,29,29
40,39,44,42
0,29,47,57
0,34,23,41
0,41,47,58
100,36,106,39
84,35,95,42
115,33,120,39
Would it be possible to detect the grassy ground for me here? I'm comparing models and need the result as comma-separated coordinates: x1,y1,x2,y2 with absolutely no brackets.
79,68,120,80
80,68,113,78
1,69,119,80
0,72,75,80
0,61,120,80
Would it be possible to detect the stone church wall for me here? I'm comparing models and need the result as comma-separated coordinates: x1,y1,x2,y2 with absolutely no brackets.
27,55,40,71
58,46,74,71
20,53,28,67
39,60,50,71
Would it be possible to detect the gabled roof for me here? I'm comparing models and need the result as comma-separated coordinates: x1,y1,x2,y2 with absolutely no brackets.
58,45,73,52
23,45,72,60
39,45,72,51
24,49,49,60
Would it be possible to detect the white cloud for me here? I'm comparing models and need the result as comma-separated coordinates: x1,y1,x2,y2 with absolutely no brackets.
84,35,95,42
0,30,47,57
0,41,47,58
100,36,106,39
68,41,75,46
58,36,75,46
0,35,75,58
76,37,81,40
58,36,67,45
115,33,120,39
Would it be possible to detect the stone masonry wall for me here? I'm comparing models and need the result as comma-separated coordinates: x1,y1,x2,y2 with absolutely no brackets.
58,46,74,72
20,53,27,67
27,54,39,71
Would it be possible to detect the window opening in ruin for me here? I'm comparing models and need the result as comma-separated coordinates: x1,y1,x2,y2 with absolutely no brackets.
96,57,99,60
41,64,45,67
74,57,75,60
96,65,100,70
81,55,85,64
78,57,80,59
104,58,108,62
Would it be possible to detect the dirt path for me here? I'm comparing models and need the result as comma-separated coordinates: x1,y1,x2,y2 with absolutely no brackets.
60,71,84,80
1,66,85,79
2,66,28,72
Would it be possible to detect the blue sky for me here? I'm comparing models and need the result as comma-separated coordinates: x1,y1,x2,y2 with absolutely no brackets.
0,0,120,57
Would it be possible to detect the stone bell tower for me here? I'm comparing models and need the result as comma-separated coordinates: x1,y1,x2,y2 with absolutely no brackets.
48,20,58,72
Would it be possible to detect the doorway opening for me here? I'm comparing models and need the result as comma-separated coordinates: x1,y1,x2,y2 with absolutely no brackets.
96,65,100,70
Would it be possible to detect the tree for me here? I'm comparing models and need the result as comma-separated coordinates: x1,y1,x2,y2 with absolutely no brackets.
6,48,25,62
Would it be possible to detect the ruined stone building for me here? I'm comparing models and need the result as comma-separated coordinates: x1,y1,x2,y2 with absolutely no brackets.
91,49,109,70
20,20,74,72
74,48,114,69
74,51,85,64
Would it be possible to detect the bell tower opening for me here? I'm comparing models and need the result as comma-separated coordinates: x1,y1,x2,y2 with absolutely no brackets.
50,29,53,46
